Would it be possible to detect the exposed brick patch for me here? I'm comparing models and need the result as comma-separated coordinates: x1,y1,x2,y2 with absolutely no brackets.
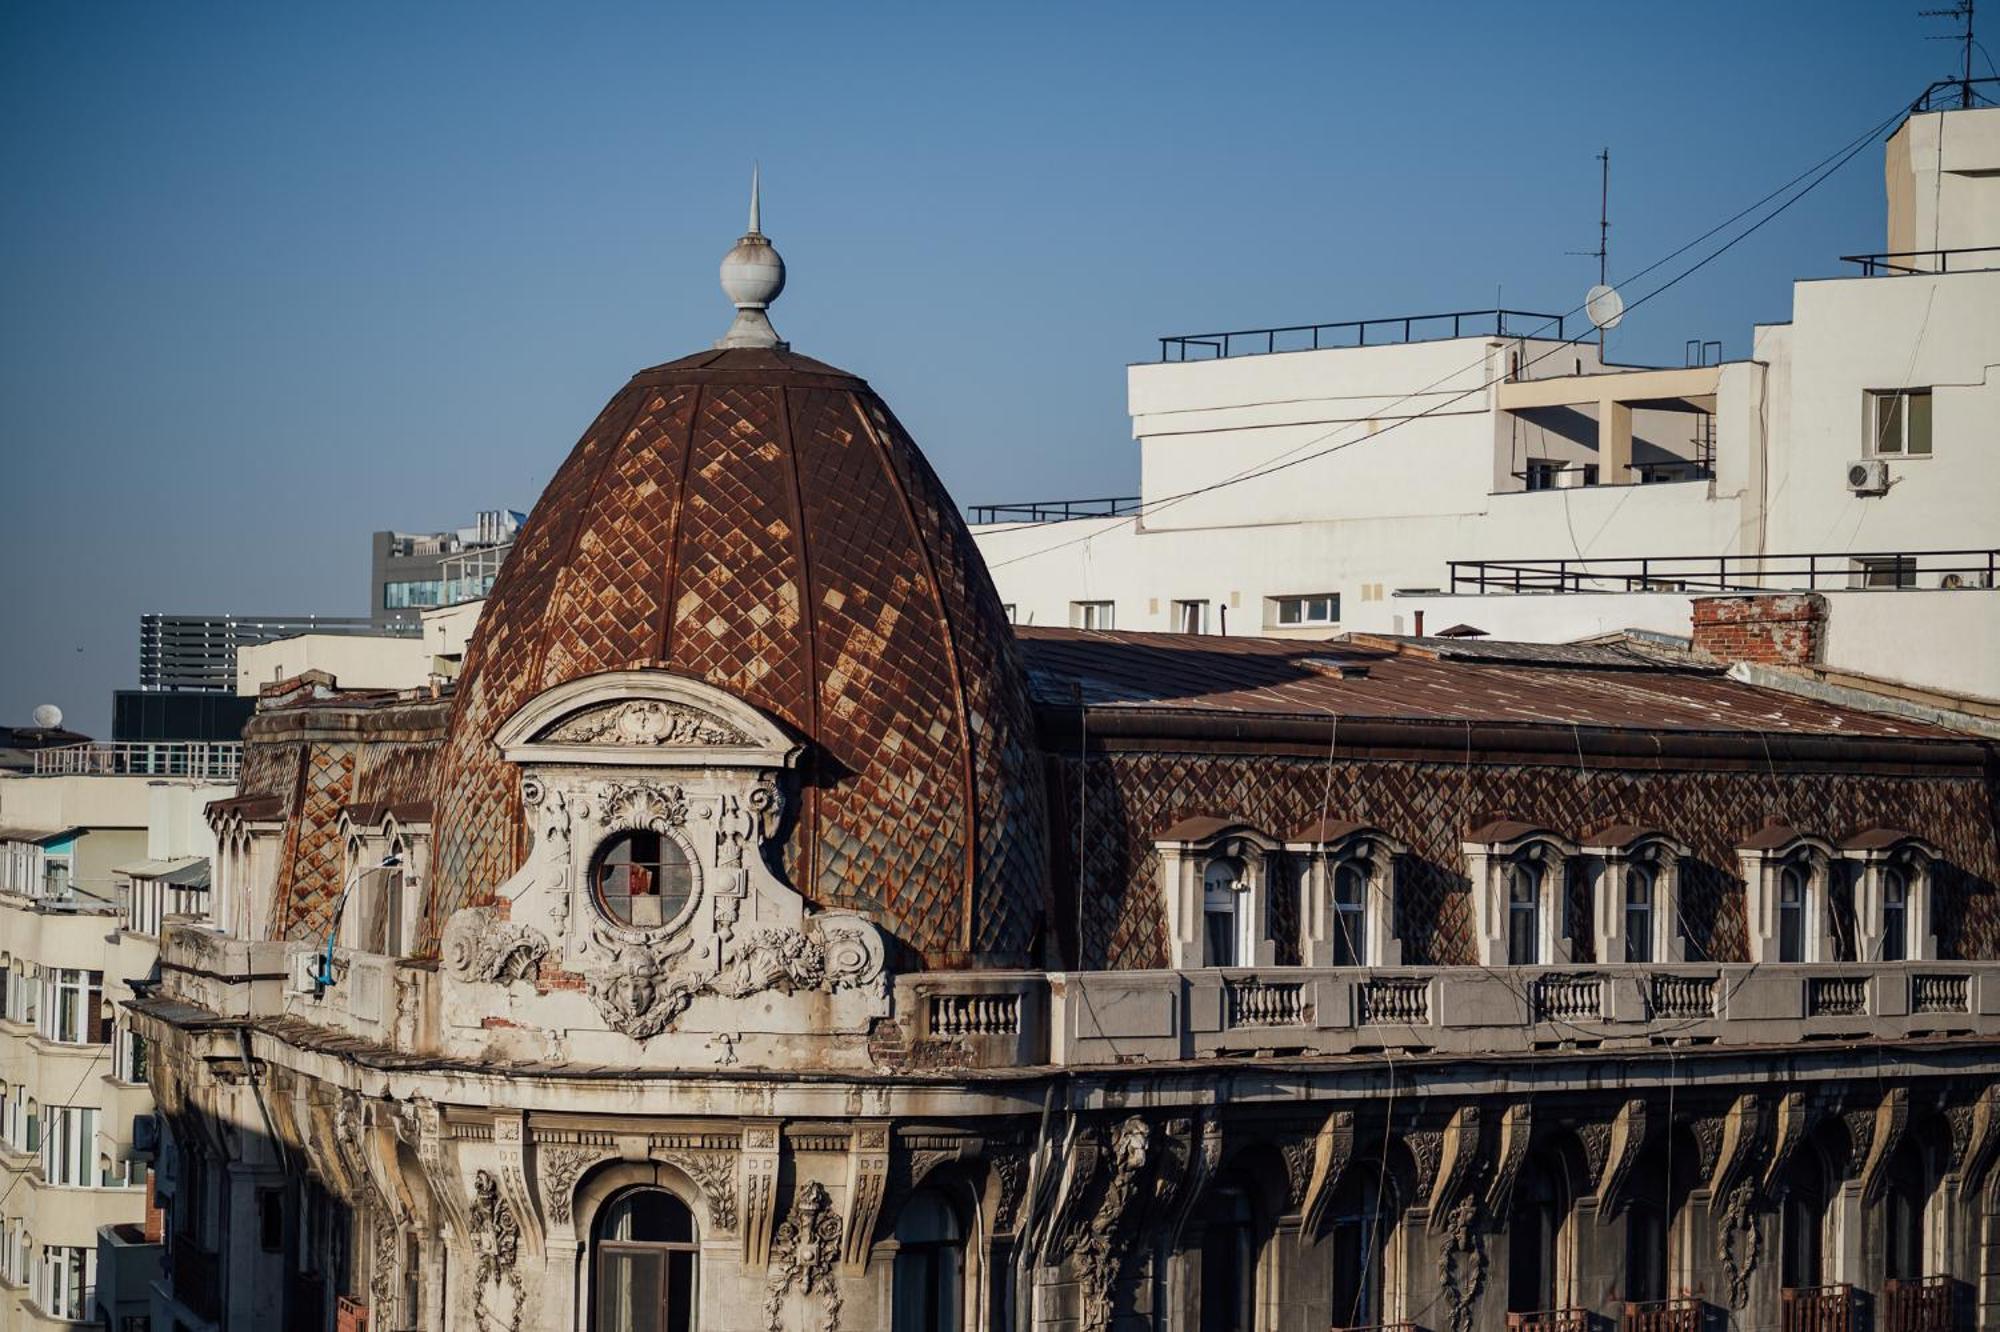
1691,593,1827,666
539,966,586,993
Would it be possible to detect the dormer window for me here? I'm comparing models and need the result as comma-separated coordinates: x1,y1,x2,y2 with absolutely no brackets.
1622,864,1655,963
1739,824,1839,964
1157,819,1283,970
1583,827,1690,965
1465,820,1580,967
1288,821,1405,968
1507,861,1543,965
594,830,698,930
1838,830,1939,963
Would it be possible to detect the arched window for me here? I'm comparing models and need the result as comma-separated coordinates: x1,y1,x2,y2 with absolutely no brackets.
1508,862,1543,965
1623,865,1655,964
594,1188,698,1332
383,835,409,957
891,1190,965,1332
1199,1184,1255,1332
1203,859,1245,967
1884,1136,1931,1281
1507,1146,1577,1313
1331,863,1368,967
1327,1165,1392,1329
1881,865,1909,963
1780,1136,1835,1289
593,832,697,930
1778,862,1809,963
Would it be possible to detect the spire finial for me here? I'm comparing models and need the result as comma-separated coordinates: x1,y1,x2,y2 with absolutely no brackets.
716,166,787,350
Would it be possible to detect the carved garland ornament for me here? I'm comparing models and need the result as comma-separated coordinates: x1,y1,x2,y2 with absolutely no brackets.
547,699,750,748
470,1169,525,1332
765,1181,844,1332
539,1146,596,1229
442,906,550,985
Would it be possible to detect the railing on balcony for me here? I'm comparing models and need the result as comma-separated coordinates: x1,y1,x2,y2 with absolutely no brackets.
1651,974,1717,1020
1808,976,1869,1018
170,1233,223,1322
1160,308,1568,361
1360,977,1430,1025
1912,974,1970,1015
929,992,1022,1036
31,740,242,781
1333,1323,1419,1332
1227,979,1307,1028
1624,1297,1705,1332
1783,1284,1856,1332
1839,244,2000,277
1883,1276,1967,1332
966,496,1142,526
1507,1307,1592,1332
1447,549,2000,595
1536,973,1604,1024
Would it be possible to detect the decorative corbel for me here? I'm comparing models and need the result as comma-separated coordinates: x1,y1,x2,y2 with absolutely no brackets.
1165,1111,1223,1253
1859,1086,1912,1206
1483,1102,1533,1218
1427,1105,1483,1231
1043,1120,1105,1264
1593,1099,1647,1220
411,1096,470,1245
1762,1091,1810,1192
1708,1094,1764,1202
492,1112,544,1258
740,1120,783,1267
1959,1085,2000,1197
1299,1109,1357,1239
840,1121,892,1272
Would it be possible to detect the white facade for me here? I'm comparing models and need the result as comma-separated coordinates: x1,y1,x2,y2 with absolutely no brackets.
973,105,2000,699
0,771,228,1330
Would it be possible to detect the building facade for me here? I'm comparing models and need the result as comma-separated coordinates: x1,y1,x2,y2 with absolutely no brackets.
128,197,2000,1332
371,510,524,628
970,102,2000,704
0,753,232,1330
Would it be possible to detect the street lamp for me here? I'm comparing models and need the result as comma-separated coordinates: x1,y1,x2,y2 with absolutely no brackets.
314,854,402,993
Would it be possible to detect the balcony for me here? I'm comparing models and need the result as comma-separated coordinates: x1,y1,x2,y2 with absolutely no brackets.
170,1232,223,1323
1447,549,2000,596
1883,1276,1968,1332
1159,307,1569,361
1507,1308,1593,1332
1783,1285,1856,1332
1624,1298,1707,1332
966,495,1141,526
30,740,241,782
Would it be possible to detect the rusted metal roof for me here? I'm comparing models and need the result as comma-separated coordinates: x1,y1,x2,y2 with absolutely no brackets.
1016,628,1961,740
428,347,1048,967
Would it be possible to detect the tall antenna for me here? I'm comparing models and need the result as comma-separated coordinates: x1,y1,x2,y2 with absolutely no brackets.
1920,0,1978,108
1567,149,1612,352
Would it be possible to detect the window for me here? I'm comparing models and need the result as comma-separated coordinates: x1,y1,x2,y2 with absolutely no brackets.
1623,865,1654,964
1273,594,1339,627
1173,600,1209,634
592,831,697,930
1882,866,1909,963
1580,464,1600,487
42,1105,100,1187
1524,460,1558,491
37,1244,95,1320
999,603,1016,624
1777,863,1808,963
1870,388,1933,457
382,579,445,609
1854,556,1917,589
40,969,104,1045
891,1190,965,1332
1202,859,1244,967
1331,863,1367,967
1070,601,1115,631
1507,862,1542,965
594,1188,697,1332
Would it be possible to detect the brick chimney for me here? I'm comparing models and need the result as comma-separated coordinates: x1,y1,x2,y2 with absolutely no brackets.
1690,593,1827,666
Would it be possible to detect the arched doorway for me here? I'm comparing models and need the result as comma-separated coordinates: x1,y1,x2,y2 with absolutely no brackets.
1508,1142,1581,1313
892,1188,967,1332
593,1187,698,1332
1327,1158,1401,1330
1779,1127,1844,1290
1883,1133,1935,1282
1622,1125,1701,1302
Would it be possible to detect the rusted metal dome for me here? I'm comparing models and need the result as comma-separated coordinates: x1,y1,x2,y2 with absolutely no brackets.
426,344,1050,968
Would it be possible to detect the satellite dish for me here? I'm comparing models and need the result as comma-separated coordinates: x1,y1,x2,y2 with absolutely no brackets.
1585,283,1625,331
32,703,62,730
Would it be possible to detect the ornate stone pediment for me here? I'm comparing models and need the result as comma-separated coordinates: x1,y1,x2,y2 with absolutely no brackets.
494,669,801,770
545,699,749,748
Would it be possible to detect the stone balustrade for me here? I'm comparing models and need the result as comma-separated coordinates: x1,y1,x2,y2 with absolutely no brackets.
148,923,2000,1075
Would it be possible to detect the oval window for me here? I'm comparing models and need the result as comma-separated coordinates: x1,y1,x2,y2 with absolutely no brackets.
592,831,697,929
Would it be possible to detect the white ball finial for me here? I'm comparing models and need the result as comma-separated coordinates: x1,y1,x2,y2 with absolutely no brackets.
717,166,787,350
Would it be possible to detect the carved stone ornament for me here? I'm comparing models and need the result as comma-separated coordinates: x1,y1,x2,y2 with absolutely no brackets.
442,906,550,985
662,1150,741,1234
765,1180,844,1332
1436,1195,1487,1332
539,1146,596,1228
991,1148,1029,1233
547,698,751,748
469,1168,525,1332
1072,1117,1152,1332
1715,1179,1762,1310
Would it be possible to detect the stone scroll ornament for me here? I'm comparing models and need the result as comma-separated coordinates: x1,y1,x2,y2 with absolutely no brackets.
469,1169,526,1332
764,1181,845,1332
442,906,550,984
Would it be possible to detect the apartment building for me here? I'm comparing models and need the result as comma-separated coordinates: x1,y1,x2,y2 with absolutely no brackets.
0,746,233,1329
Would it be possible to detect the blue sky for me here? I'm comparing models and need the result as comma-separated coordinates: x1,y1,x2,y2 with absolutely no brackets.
0,1,1971,735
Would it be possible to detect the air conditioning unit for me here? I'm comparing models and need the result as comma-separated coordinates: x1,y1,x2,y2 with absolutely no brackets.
1847,459,1890,495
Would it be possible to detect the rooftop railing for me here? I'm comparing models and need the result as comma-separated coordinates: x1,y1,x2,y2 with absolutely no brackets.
1160,308,1568,362
1838,245,2000,277
967,496,1142,526
30,741,242,781
1446,549,2000,595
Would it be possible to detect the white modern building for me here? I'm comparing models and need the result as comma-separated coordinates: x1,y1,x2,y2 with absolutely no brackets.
972,101,2000,703
0,745,233,1330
